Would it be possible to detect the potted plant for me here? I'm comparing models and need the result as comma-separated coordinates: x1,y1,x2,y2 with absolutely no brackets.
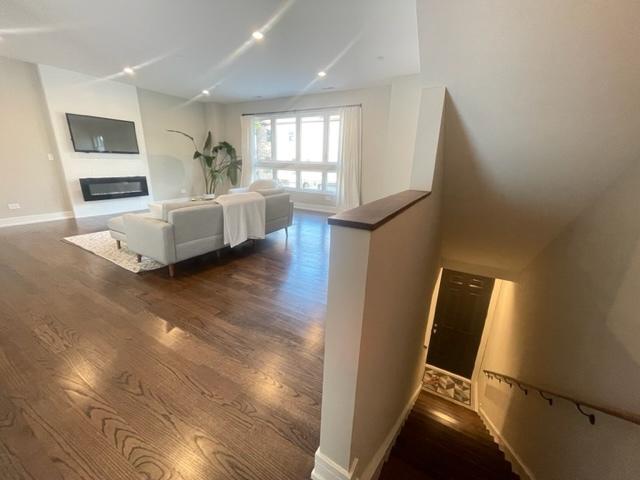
168,130,241,197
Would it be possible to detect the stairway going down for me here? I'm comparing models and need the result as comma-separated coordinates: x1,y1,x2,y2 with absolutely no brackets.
379,391,519,480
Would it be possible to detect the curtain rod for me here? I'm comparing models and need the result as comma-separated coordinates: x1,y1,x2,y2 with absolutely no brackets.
241,103,362,117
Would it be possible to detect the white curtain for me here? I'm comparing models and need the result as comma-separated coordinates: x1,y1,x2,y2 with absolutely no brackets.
240,115,255,187
336,105,362,211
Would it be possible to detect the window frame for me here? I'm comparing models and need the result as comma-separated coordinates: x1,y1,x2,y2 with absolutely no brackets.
251,109,341,195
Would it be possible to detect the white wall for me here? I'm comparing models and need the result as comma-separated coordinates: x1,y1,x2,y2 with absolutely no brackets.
0,57,70,222
38,64,152,218
138,89,207,200
385,75,422,193
313,88,445,480
205,102,226,144
478,158,640,479
410,86,446,191
417,0,640,275
218,85,393,207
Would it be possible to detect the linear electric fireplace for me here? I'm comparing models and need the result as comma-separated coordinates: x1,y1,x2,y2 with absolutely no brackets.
79,176,149,201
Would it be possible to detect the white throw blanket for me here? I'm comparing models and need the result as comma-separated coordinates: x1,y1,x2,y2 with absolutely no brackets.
215,192,266,247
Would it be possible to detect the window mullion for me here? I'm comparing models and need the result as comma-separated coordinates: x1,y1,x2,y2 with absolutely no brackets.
271,118,276,163
323,112,329,163
296,116,301,190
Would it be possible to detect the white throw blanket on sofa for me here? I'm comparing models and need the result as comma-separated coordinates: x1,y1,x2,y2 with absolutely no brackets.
215,192,266,247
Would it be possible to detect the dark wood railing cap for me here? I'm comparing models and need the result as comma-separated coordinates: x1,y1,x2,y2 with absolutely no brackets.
328,190,431,231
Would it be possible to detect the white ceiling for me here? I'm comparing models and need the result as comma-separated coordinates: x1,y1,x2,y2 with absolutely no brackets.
0,0,419,102
418,0,640,275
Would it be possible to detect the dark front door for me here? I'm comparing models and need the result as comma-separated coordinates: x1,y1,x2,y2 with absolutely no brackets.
426,269,495,379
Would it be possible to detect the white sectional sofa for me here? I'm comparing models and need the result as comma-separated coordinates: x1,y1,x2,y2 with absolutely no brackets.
107,190,293,277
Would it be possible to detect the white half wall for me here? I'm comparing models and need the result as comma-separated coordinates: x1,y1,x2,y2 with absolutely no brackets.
38,64,152,218
314,88,446,480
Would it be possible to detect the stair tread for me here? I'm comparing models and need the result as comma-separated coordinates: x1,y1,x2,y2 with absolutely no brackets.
379,391,519,480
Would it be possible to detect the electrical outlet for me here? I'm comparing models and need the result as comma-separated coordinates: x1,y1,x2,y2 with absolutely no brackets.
180,188,187,194
47,153,55,161
8,203,20,210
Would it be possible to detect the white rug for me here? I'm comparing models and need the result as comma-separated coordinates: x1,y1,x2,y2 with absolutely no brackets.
63,230,165,273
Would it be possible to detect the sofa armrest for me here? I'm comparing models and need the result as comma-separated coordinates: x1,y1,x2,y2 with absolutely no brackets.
123,214,176,265
265,193,292,223
228,187,249,194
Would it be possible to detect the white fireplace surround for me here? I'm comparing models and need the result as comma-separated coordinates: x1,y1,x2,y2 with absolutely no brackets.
38,64,153,218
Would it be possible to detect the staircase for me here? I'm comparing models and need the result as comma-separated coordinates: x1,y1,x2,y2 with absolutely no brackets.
379,391,519,480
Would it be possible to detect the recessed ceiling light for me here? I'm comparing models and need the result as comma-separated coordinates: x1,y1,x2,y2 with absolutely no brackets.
252,31,264,40
318,71,327,77
201,89,210,96
123,66,135,75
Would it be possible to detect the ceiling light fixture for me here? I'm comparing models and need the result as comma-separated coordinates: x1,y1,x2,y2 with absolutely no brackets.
201,89,210,96
252,31,264,40
123,66,135,75
318,71,327,77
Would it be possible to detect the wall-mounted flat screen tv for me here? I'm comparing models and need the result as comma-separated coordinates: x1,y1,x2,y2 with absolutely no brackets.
66,113,139,154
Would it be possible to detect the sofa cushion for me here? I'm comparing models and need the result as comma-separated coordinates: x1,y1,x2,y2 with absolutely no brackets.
150,199,214,221
249,179,279,191
168,204,224,246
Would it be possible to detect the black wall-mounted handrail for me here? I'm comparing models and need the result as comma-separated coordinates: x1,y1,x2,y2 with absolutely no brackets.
483,370,640,426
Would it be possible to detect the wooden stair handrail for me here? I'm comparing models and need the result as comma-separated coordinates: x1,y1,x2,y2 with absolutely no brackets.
483,370,640,426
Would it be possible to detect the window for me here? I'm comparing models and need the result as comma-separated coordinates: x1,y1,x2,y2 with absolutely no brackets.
251,110,341,195
300,116,324,163
276,169,297,189
254,167,273,180
301,170,323,191
275,118,296,161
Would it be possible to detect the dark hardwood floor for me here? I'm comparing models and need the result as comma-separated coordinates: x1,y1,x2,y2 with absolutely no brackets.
0,210,329,480
380,391,519,480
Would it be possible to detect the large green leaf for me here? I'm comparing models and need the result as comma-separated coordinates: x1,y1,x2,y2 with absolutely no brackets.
227,158,241,185
167,129,194,142
167,129,241,190
203,131,212,155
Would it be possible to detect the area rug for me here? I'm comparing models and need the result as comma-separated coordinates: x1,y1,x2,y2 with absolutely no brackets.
63,230,164,273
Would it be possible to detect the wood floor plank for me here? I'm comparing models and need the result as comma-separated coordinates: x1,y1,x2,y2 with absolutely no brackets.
0,210,328,479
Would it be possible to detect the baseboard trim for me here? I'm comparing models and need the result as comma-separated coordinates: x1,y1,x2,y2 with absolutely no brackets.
311,450,357,480
294,202,337,214
0,210,74,228
478,407,535,480
311,385,421,480
359,384,422,480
